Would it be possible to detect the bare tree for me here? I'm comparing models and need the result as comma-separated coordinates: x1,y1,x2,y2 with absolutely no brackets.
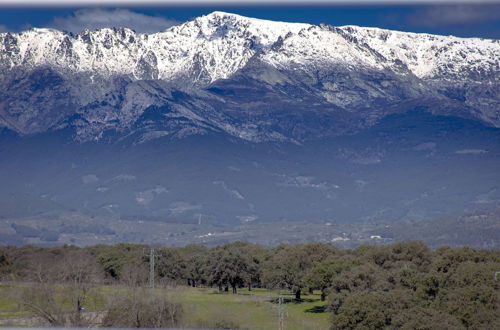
102,288,183,328
19,249,104,327
120,261,149,288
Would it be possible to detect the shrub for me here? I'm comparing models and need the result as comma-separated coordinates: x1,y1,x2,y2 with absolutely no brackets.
102,289,183,328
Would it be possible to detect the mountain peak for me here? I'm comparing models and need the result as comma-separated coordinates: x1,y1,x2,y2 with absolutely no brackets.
202,11,305,25
205,11,243,19
187,10,311,38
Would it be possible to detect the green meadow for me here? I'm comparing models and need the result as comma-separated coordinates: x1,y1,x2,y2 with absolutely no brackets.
0,283,330,329
179,287,329,329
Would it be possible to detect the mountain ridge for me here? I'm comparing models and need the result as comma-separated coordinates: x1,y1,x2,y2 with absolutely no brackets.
0,11,498,143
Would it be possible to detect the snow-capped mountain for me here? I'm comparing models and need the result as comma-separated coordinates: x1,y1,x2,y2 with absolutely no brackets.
0,11,498,142
0,12,309,83
1,12,500,232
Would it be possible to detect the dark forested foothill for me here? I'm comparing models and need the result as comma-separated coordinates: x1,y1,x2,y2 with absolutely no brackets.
0,241,498,329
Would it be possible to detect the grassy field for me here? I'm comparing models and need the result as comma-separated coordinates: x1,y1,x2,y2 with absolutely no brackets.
0,283,330,329
0,284,27,320
178,286,330,329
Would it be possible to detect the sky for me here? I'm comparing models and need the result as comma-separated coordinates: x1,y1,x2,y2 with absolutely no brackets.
0,1,499,39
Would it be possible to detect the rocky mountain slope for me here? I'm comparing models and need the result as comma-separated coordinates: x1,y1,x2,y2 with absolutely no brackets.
0,11,498,143
0,12,499,230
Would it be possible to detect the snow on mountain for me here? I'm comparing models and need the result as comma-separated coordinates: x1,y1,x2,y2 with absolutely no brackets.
339,26,500,125
261,25,388,71
341,26,499,80
0,12,310,84
4,12,496,86
0,11,498,142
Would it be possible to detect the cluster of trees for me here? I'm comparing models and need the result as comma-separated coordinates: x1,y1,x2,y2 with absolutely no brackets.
1,241,499,329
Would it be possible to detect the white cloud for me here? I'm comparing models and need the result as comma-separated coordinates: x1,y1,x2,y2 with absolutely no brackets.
48,8,179,33
0,24,8,32
455,149,488,155
407,4,500,28
82,174,99,184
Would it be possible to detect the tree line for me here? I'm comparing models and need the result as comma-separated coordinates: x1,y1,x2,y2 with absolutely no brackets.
0,241,499,329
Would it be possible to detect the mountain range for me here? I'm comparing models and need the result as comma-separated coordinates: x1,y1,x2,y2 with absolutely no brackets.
0,12,499,245
0,11,498,142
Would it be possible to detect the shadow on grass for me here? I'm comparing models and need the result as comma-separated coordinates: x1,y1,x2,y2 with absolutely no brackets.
305,305,327,313
270,297,316,304
208,291,256,296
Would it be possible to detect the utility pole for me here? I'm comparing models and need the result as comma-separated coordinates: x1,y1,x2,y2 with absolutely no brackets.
149,247,155,289
278,296,284,330
144,247,161,291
